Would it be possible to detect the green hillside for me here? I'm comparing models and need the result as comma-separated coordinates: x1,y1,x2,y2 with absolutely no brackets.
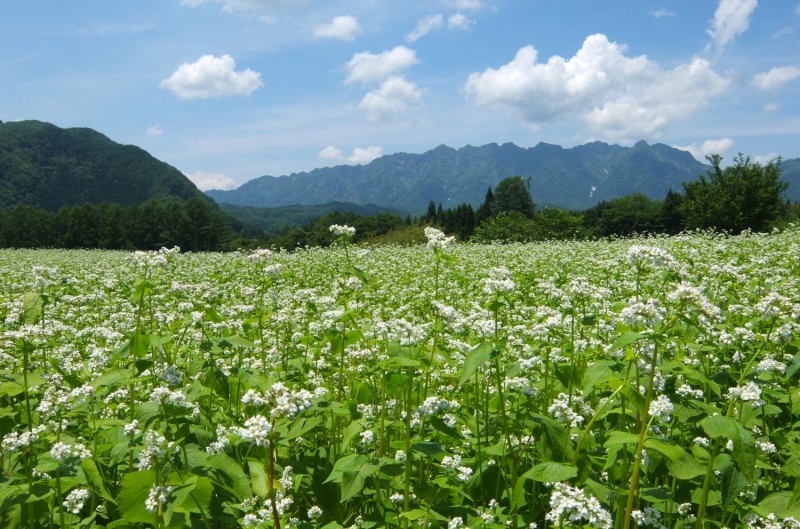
0,120,205,210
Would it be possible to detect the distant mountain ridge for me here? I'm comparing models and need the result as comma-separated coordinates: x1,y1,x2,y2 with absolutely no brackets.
0,120,206,210
205,140,713,213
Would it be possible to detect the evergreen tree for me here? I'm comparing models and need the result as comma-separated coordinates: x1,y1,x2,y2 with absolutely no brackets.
492,176,536,218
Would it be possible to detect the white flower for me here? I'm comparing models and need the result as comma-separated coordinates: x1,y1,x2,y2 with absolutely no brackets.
63,488,91,514
648,395,673,423
235,415,272,446
728,381,764,406
545,482,612,529
424,226,455,250
308,506,323,519
145,485,172,512
329,224,356,237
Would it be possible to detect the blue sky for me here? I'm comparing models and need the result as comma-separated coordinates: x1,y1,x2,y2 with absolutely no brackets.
2,1,799,191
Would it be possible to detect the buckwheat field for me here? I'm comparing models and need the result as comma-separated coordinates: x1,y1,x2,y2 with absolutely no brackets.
2,226,799,529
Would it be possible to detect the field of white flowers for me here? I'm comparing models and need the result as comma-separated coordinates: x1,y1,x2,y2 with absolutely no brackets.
1,226,799,529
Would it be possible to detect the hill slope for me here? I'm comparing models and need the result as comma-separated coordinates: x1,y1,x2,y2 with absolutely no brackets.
206,140,716,213
0,120,206,210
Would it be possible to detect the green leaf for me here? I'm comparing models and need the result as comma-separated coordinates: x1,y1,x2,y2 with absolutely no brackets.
413,442,445,457
732,422,756,482
248,461,268,499
206,453,251,502
666,453,707,480
81,458,116,504
286,416,322,440
459,342,493,386
346,265,369,284
645,437,687,462
754,492,800,519
720,463,748,509
325,454,370,483
642,487,673,501
700,414,737,439
612,330,646,349
22,292,44,325
167,475,212,515
118,470,157,524
604,431,641,447
523,462,578,483
341,421,364,452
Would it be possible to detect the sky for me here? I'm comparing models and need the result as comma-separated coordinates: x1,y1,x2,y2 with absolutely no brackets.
2,1,800,191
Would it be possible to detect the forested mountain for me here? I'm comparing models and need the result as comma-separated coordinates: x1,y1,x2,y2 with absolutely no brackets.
207,141,718,213
0,120,206,210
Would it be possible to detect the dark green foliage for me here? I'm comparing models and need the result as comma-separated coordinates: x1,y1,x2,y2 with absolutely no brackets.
0,120,206,210
269,210,404,249
681,154,787,233
532,208,587,240
219,202,405,236
472,211,536,242
0,199,249,251
582,193,663,237
492,176,536,218
660,190,684,235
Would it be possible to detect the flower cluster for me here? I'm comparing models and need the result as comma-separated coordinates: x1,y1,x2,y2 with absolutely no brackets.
425,226,455,250
329,224,356,237
545,482,612,529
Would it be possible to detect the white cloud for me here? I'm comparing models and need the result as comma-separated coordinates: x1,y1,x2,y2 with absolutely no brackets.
674,138,735,161
185,171,238,191
345,46,419,84
160,54,263,99
406,14,443,42
318,145,384,165
146,124,163,137
358,77,423,121
464,34,730,142
764,102,779,112
707,0,758,50
314,15,360,40
651,9,675,18
448,13,473,30
442,0,482,9
753,65,800,90
796,2,800,15
753,152,781,164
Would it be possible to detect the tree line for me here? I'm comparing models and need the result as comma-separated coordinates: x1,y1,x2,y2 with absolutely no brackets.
0,197,248,251
427,154,795,242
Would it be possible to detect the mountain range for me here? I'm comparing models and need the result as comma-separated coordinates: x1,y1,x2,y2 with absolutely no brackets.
207,140,800,214
0,120,206,210
2,120,799,219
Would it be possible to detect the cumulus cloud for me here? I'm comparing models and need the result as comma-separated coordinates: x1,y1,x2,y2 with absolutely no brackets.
314,15,360,40
359,77,423,122
707,0,758,50
753,152,781,164
146,124,163,137
753,65,800,90
464,34,730,142
448,13,473,30
160,54,262,99
407,14,443,42
345,46,419,84
674,138,735,161
318,145,384,165
185,171,238,191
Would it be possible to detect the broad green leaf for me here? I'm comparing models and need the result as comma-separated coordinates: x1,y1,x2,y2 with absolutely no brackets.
341,421,364,452
413,442,445,457
612,330,646,349
206,453,251,501
642,487,673,501
754,492,800,519
248,461,268,498
118,470,157,524
459,342,493,386
523,462,578,483
721,463,748,509
167,475,213,515
604,431,641,447
645,437,687,462
666,454,707,480
700,414,737,439
81,458,116,504
22,292,44,325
